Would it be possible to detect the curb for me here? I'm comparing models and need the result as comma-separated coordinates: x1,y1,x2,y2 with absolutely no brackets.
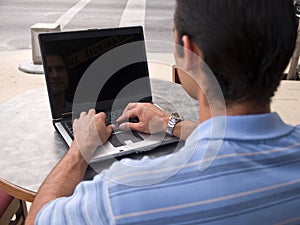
18,60,44,74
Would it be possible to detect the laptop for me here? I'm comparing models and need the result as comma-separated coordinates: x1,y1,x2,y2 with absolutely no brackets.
39,26,178,162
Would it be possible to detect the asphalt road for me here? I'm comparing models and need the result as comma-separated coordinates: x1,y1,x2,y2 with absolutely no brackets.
0,0,175,52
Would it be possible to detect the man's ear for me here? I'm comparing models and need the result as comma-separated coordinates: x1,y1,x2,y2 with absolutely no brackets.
182,35,204,71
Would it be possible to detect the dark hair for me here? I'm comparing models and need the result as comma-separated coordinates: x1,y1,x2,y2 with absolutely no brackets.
175,0,298,106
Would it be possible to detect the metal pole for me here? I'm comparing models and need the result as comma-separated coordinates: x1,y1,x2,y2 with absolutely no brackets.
287,21,300,80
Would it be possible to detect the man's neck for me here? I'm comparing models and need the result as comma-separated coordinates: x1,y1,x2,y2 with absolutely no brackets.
198,99,271,123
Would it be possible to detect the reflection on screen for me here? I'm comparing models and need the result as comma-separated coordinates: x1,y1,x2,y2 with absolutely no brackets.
43,32,151,118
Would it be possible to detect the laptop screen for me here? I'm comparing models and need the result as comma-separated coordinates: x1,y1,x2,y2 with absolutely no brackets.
39,26,152,119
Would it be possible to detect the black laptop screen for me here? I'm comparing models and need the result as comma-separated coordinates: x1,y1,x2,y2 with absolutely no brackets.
39,27,152,119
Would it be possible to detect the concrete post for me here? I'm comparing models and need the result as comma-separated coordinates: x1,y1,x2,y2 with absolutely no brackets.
287,21,300,80
31,23,61,65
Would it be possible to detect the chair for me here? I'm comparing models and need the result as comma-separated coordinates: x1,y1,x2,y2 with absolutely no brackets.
0,188,28,225
172,65,182,84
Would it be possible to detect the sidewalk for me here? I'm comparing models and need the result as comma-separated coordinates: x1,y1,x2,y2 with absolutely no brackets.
0,49,299,126
0,50,45,103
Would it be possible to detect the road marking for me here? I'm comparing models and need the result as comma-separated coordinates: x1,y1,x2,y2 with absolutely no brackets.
55,0,92,29
0,38,13,49
119,0,146,27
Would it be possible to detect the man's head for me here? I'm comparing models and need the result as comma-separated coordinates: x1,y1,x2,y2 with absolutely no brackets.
174,0,297,107
46,54,69,97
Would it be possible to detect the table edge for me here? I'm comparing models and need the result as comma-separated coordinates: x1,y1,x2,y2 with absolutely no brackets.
0,177,36,202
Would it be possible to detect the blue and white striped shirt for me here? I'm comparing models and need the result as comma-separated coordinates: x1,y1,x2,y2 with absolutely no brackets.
36,113,300,225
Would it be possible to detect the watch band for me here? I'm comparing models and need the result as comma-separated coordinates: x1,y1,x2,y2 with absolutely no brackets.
166,112,183,136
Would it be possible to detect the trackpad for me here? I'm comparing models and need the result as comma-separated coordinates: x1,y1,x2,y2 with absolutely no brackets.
109,131,143,147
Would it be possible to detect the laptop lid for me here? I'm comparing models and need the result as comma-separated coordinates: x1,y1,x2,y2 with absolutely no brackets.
39,26,152,121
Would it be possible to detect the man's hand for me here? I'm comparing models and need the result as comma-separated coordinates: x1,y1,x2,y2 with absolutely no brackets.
73,109,114,161
25,109,114,225
116,103,169,134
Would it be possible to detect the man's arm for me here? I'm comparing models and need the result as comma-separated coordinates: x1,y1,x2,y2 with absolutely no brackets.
117,103,198,140
172,120,198,140
25,143,88,225
25,110,113,225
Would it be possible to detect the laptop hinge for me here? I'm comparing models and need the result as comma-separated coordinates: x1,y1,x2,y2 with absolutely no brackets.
53,113,73,124
62,112,73,117
53,118,63,123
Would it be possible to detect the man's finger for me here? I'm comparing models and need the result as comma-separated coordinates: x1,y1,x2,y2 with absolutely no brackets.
107,124,114,134
80,111,87,118
116,103,139,122
119,122,141,132
96,112,106,119
88,109,96,115
95,112,107,124
116,110,137,123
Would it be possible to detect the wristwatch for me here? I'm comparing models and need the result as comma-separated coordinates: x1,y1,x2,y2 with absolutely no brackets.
166,112,184,136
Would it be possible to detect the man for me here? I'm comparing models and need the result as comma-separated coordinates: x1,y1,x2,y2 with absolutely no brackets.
46,54,69,111
26,0,300,224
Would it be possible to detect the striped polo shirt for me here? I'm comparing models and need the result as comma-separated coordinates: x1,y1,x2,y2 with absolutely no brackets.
36,113,300,225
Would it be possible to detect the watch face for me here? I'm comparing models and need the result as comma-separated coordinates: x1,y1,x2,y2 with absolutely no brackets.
171,112,183,121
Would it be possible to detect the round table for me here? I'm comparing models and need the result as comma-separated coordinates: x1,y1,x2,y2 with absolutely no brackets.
0,79,198,202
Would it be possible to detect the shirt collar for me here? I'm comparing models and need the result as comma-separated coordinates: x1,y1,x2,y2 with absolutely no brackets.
193,112,294,141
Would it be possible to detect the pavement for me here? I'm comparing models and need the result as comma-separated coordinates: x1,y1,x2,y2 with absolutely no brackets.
0,49,300,126
0,50,45,103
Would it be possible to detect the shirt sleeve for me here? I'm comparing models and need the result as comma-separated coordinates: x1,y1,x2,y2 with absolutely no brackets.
35,175,115,225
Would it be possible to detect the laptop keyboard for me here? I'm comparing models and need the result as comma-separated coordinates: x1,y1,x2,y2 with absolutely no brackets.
62,114,115,139
105,108,139,126
62,108,123,136
63,121,74,138
62,108,141,148
105,108,123,126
